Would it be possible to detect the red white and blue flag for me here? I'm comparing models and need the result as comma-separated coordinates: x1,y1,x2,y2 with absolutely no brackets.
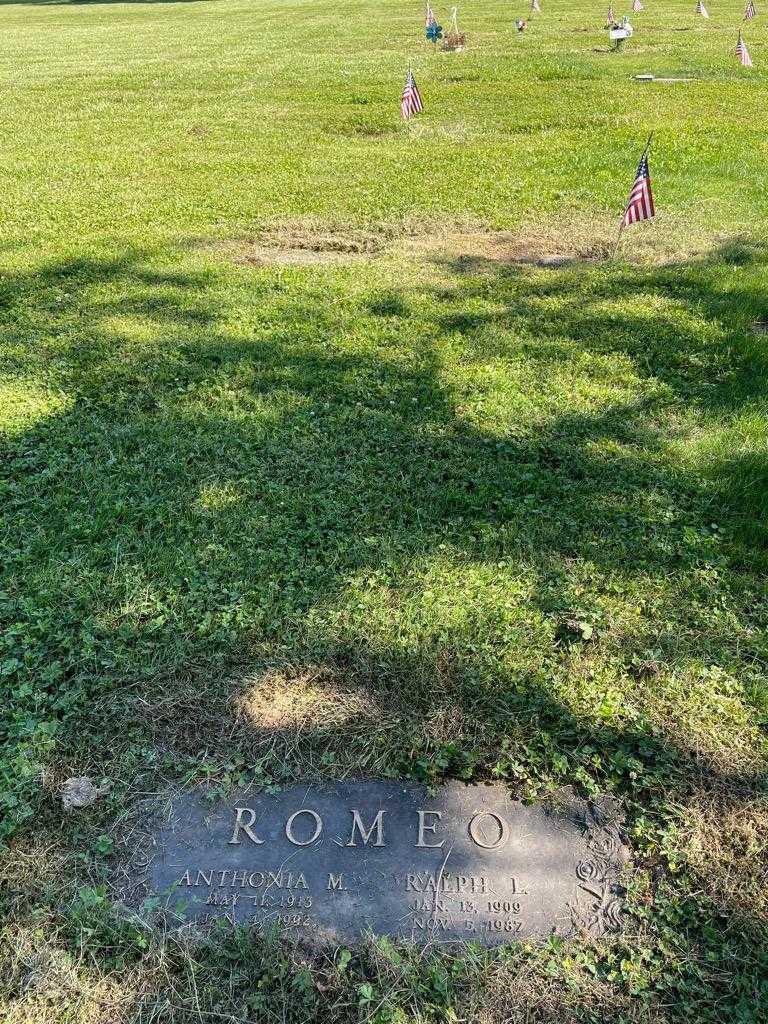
632,0,643,11
744,0,756,19
623,144,655,226
531,0,542,12
736,31,753,64
426,2,436,27
607,4,615,22
401,68,423,119
696,0,709,17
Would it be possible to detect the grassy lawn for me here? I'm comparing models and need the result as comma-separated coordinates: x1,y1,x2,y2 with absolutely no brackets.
1,0,767,1021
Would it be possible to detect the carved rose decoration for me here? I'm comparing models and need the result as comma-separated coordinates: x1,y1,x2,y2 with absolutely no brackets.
603,899,623,930
588,831,619,858
576,859,602,883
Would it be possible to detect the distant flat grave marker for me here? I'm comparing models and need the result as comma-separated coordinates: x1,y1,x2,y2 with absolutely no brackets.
634,73,694,82
126,782,628,947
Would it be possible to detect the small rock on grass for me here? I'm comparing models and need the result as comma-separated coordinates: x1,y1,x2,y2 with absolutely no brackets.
558,618,596,642
61,777,111,812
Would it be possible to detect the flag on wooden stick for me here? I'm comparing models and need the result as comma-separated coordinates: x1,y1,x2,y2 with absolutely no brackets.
401,67,424,119
607,4,615,23
736,31,753,65
696,0,709,17
744,0,756,19
531,0,542,12
632,0,643,11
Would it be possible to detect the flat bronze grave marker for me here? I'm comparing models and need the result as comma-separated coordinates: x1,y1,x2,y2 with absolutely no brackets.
127,781,628,946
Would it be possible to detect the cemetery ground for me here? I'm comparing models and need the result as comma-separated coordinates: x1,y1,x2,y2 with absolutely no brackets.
1,0,767,1020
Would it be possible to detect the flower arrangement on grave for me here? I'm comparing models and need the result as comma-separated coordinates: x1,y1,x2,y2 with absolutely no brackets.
608,14,634,49
442,6,466,50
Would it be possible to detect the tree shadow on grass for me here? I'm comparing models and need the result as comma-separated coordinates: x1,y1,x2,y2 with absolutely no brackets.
2,237,766,770
1,237,767,1016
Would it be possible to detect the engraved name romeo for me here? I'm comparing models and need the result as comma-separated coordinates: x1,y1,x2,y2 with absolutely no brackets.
135,781,626,945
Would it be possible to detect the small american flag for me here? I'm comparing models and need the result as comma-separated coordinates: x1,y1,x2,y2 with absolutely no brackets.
696,0,709,17
623,144,655,227
607,4,615,21
736,31,753,65
401,68,423,120
744,0,756,18
632,0,643,11
531,0,541,11
426,2,436,27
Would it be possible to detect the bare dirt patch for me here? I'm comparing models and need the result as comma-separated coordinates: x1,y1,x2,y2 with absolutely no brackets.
203,214,711,273
236,665,381,734
208,222,390,267
400,220,615,270
674,793,768,923
205,217,614,271
138,662,394,779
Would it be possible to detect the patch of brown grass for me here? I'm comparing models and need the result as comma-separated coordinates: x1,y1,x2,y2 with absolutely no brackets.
205,216,616,270
207,220,390,267
138,662,397,779
0,924,147,1024
400,219,615,268
236,665,381,733
201,214,742,275
670,793,768,924
0,836,70,907
470,951,659,1023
